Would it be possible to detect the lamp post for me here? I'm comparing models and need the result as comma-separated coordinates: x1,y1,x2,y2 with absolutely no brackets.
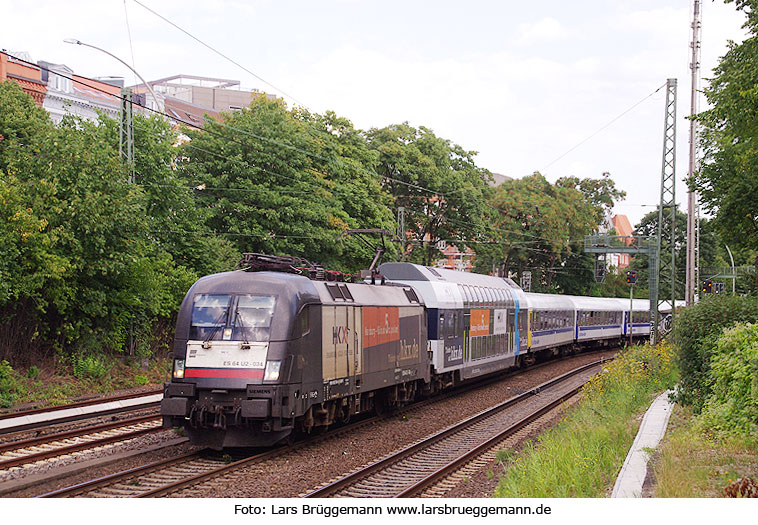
63,39,161,111
725,245,736,295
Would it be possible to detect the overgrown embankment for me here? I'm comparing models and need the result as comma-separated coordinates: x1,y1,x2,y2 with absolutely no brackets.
654,296,758,497
0,356,168,409
494,344,678,497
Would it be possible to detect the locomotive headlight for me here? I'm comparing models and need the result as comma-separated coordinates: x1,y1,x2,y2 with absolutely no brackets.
264,360,281,381
173,359,185,379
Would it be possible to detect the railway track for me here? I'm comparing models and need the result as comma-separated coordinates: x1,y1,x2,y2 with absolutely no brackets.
0,390,163,435
37,356,611,498
0,415,163,470
303,359,605,498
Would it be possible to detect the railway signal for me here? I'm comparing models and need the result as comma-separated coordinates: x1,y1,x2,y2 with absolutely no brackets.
702,279,713,293
626,270,637,284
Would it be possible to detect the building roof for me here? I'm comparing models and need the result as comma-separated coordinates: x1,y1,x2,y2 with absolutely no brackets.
612,214,633,237
1,51,46,105
72,75,121,103
489,172,512,186
163,95,221,128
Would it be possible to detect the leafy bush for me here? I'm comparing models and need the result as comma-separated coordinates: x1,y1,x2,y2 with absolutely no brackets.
698,323,758,436
134,374,149,386
25,365,40,379
672,295,758,411
0,360,26,408
72,354,108,380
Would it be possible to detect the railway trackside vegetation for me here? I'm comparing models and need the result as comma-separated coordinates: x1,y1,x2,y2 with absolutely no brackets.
672,295,758,412
493,344,678,497
698,322,758,435
655,320,758,497
0,355,167,408
653,405,758,497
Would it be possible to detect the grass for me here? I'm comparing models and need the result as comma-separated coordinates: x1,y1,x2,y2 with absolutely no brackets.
653,404,758,497
0,355,170,410
493,343,678,498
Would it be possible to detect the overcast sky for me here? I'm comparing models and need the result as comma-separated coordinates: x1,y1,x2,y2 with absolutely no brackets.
1,0,749,227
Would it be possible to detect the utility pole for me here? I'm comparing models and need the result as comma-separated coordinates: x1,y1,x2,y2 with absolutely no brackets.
626,270,637,347
119,87,135,183
686,0,702,306
397,206,406,261
653,78,678,344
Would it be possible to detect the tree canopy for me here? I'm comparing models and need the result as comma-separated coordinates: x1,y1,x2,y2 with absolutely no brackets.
473,172,624,294
365,123,493,265
693,0,758,289
180,98,396,272
0,81,198,361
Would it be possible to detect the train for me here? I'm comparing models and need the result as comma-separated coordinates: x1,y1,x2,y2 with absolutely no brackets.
160,255,651,449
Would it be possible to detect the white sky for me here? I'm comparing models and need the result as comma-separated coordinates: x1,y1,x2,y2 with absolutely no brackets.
1,0,749,227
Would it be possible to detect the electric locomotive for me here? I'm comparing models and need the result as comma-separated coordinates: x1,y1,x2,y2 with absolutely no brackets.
161,255,428,449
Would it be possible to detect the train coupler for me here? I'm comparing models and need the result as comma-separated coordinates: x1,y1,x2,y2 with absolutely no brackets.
213,406,227,430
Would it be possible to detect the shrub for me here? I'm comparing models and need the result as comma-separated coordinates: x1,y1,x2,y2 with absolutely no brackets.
672,295,758,411
0,360,26,408
72,354,108,380
698,323,758,436
26,365,40,379
134,374,149,386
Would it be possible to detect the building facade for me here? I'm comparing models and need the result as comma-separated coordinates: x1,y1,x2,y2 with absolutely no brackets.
0,51,46,105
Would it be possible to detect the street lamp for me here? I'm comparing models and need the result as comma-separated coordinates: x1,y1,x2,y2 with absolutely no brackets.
725,244,736,295
63,38,161,111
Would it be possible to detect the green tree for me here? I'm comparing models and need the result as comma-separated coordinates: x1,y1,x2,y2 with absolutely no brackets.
180,98,395,272
365,123,493,266
476,173,597,292
693,0,758,290
556,171,626,227
0,81,196,361
103,113,238,276
629,206,688,300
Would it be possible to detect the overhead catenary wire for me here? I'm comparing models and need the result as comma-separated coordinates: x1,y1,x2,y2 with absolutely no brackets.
131,0,306,108
5,53,642,257
539,82,667,173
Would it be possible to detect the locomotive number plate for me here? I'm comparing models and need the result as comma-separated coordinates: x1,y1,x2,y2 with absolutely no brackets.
185,341,267,369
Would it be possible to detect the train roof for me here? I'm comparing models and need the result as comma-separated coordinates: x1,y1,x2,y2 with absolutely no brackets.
522,292,575,309
378,262,522,290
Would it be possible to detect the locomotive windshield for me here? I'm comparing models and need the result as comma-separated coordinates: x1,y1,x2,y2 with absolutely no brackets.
189,294,276,342
190,294,230,339
233,295,276,342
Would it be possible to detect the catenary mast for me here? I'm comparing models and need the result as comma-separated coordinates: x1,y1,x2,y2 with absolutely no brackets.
686,0,702,306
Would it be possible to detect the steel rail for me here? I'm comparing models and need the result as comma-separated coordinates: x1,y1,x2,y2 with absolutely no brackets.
0,414,159,454
302,358,606,498
396,384,583,497
38,449,202,498
0,417,163,469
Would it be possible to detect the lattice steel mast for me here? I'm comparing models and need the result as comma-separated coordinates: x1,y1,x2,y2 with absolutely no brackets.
652,78,678,343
